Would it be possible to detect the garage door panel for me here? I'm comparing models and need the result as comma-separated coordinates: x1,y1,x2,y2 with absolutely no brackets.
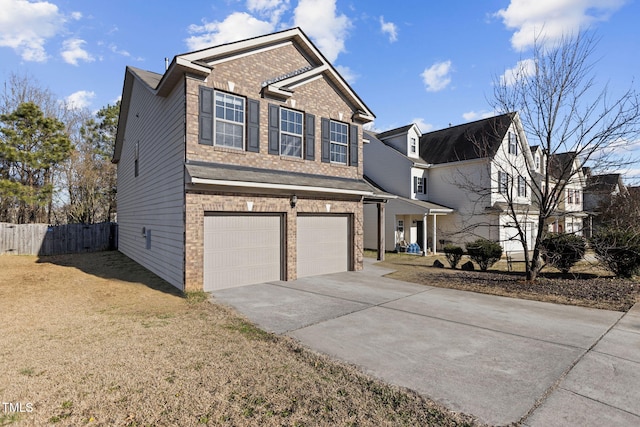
204,215,281,291
297,215,349,278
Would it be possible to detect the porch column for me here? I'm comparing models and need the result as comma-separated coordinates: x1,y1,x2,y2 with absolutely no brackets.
422,214,428,256
377,202,385,261
432,214,438,255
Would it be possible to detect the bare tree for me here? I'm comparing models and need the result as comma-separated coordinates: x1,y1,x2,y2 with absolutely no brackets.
488,31,640,281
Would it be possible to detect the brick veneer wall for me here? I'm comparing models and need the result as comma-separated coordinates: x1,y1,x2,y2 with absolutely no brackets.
185,42,365,179
184,191,364,291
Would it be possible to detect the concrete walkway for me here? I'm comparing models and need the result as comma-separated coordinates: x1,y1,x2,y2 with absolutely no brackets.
212,259,640,426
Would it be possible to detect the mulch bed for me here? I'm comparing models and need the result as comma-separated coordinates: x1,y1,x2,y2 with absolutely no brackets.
413,269,639,312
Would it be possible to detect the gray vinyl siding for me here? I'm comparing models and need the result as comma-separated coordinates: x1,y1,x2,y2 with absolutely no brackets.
117,77,185,289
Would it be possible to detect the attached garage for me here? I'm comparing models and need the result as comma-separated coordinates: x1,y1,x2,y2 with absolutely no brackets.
296,215,351,278
203,214,283,291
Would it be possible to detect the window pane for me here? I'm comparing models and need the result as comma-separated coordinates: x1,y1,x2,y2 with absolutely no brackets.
214,91,245,149
280,108,303,157
330,120,348,164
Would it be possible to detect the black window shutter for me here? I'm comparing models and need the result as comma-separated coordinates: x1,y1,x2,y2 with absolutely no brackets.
422,177,427,194
349,124,358,166
268,104,279,155
321,118,330,163
305,114,315,160
199,86,214,146
413,176,418,193
247,98,260,152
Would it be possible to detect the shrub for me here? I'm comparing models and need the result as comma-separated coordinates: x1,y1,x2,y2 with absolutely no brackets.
591,228,640,278
540,233,586,273
465,239,503,271
443,244,464,269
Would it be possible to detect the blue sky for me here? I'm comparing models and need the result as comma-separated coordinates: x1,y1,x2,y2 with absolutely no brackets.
1,0,639,175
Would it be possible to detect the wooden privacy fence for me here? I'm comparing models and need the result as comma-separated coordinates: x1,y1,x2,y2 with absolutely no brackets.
0,222,118,256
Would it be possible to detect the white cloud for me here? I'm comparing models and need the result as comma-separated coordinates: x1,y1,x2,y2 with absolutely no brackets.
499,58,536,86
421,60,452,92
293,0,351,63
70,11,82,20
0,0,66,62
186,12,275,51
335,65,357,84
61,38,94,66
247,0,290,23
412,118,433,133
65,90,95,110
379,16,398,42
110,44,130,57
495,0,626,50
462,110,496,121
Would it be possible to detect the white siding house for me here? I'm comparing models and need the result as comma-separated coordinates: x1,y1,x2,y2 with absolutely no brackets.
364,112,539,254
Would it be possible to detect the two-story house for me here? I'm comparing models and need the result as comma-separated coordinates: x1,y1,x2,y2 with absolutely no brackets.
364,113,538,254
113,28,375,291
362,125,453,254
531,150,587,235
582,169,627,237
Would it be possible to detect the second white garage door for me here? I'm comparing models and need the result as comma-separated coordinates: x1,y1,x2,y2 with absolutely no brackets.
203,214,282,291
297,215,350,278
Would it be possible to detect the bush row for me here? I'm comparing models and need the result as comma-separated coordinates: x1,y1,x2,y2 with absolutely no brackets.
441,229,640,278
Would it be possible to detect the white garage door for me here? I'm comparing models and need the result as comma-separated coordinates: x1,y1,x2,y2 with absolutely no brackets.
297,215,350,278
204,215,282,291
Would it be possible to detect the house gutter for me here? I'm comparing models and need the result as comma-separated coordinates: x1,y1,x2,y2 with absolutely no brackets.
189,177,373,196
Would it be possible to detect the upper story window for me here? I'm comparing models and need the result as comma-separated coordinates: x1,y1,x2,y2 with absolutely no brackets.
575,190,581,204
518,175,527,197
330,120,348,164
499,171,509,194
199,86,260,153
508,131,518,155
410,138,417,154
535,155,540,171
215,91,245,149
567,189,574,204
414,176,427,195
280,107,303,158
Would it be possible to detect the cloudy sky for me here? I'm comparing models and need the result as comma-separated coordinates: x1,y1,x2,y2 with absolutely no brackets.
1,0,638,175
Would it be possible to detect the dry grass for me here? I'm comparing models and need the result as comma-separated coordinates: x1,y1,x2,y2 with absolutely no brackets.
0,251,477,427
369,251,639,312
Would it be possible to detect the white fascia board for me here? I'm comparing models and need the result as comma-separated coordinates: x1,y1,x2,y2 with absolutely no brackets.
180,29,302,62
263,85,294,98
190,177,373,196
207,41,292,66
278,65,328,88
412,162,431,169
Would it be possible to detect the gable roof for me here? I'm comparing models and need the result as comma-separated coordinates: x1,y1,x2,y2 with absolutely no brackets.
548,152,578,181
375,124,417,140
363,129,430,166
113,27,374,163
419,113,516,164
586,173,625,193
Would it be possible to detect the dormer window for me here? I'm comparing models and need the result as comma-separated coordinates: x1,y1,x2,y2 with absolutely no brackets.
508,131,518,155
410,137,417,154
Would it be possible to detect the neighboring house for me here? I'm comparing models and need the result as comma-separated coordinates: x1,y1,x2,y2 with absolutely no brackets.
113,28,376,292
364,112,538,253
583,170,628,237
363,125,453,254
543,152,587,235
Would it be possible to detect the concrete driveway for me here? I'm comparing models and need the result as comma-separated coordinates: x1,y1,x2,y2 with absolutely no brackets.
212,259,640,426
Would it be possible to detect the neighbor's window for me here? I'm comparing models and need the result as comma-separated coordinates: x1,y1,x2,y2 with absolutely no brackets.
575,190,581,204
280,108,303,157
410,137,417,154
330,120,348,164
499,171,509,194
567,189,574,204
215,91,245,149
518,175,527,197
535,155,540,171
508,131,518,155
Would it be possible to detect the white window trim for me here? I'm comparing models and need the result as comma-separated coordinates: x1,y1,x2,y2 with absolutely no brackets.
499,171,509,194
329,119,348,165
280,107,303,158
214,91,245,150
518,175,527,197
410,137,417,154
